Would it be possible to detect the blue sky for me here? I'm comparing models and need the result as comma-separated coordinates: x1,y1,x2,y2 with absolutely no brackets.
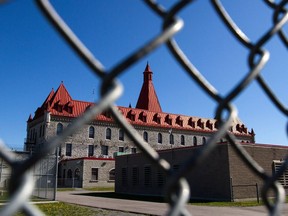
0,0,287,149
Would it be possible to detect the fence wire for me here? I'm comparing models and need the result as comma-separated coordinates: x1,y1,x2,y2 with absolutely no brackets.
0,0,288,215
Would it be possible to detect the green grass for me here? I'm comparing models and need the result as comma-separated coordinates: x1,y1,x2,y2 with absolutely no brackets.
191,200,263,207
15,202,114,216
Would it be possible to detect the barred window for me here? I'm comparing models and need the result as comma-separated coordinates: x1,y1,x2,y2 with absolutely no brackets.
157,169,165,186
144,166,152,187
132,167,139,186
121,168,127,186
91,168,98,181
273,160,288,188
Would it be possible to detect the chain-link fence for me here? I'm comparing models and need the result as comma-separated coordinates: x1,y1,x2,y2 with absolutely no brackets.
0,151,57,202
0,0,288,215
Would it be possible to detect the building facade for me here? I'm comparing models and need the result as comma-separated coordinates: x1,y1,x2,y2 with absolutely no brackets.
115,143,288,201
25,63,254,188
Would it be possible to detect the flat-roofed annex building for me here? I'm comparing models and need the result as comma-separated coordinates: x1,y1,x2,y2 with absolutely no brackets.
24,63,254,188
115,142,288,201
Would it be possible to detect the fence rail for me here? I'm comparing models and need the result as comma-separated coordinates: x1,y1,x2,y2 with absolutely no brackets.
1,0,288,215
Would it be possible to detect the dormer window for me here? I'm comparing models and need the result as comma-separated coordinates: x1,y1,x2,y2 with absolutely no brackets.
165,115,172,125
176,116,183,127
139,111,147,123
206,120,213,130
153,113,161,124
127,110,136,121
197,119,204,129
188,117,195,128
102,110,111,118
65,102,73,114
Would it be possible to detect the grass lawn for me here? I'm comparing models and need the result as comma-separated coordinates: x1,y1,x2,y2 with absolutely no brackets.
15,202,116,216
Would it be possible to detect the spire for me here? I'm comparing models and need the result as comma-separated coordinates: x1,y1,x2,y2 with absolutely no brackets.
136,63,162,112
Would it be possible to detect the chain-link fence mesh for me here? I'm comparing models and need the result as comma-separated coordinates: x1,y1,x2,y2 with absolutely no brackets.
0,0,288,215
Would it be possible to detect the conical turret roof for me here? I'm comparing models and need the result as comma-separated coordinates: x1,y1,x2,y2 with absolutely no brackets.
136,63,162,112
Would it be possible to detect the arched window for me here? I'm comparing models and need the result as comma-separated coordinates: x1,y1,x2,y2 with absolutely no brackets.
74,168,80,180
89,126,95,138
143,131,148,142
193,136,197,146
169,134,174,145
202,137,206,145
158,133,162,144
119,129,124,141
181,135,185,145
109,169,115,181
106,128,111,140
67,169,73,179
56,123,63,135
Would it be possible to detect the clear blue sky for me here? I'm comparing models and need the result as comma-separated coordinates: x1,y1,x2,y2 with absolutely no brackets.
0,1,287,150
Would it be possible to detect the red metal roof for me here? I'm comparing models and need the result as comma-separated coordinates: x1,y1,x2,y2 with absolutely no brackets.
30,66,253,137
136,63,162,112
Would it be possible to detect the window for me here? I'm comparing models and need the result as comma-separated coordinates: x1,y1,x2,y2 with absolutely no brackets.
63,169,66,179
56,123,63,135
106,128,111,140
158,133,162,144
88,145,94,157
157,169,165,186
67,169,72,179
74,168,80,180
66,143,72,156
143,131,148,142
121,168,127,186
193,136,197,146
89,126,95,138
144,166,152,187
132,167,139,186
101,145,108,155
202,137,207,145
169,134,174,145
91,168,98,181
273,160,288,188
119,129,124,141
118,147,124,152
181,135,185,145
109,169,115,181
131,147,137,154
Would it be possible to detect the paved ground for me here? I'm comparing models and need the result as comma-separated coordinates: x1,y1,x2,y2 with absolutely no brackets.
56,190,288,216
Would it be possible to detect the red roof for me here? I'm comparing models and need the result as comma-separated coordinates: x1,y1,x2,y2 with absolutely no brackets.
135,63,162,112
29,66,253,137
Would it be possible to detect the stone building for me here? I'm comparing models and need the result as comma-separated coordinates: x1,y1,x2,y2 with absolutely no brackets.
115,142,288,201
24,63,254,188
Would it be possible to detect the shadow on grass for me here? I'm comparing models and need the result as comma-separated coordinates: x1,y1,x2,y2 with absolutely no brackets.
72,192,167,203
